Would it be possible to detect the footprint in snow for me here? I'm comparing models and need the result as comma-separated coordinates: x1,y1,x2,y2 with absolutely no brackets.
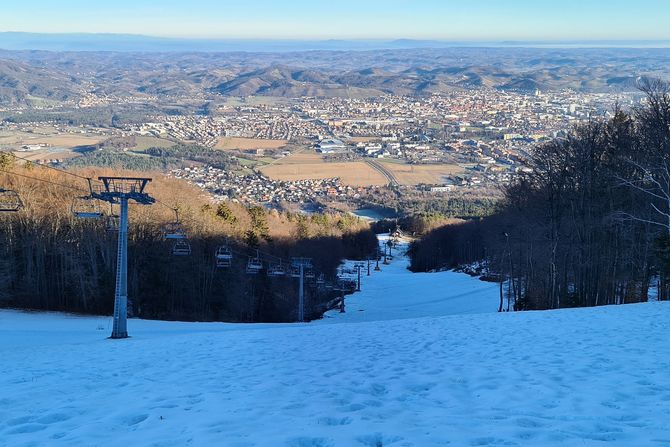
6,423,47,434
36,413,71,424
287,436,334,447
123,414,149,426
356,433,404,446
317,416,352,426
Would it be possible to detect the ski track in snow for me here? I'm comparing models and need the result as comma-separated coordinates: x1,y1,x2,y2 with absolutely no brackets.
1,237,670,446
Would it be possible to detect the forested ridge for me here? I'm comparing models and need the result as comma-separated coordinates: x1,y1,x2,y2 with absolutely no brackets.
411,80,670,310
63,142,240,172
0,163,377,322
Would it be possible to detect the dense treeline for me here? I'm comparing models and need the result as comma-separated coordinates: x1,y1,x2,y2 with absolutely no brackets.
63,151,176,171
2,107,115,127
143,144,240,170
359,188,499,220
400,196,499,219
0,166,377,322
0,104,183,127
411,80,670,310
63,144,239,172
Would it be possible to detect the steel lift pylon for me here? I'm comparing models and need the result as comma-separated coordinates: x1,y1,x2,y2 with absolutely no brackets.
92,177,155,339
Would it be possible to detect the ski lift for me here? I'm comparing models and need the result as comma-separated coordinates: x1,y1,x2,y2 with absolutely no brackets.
304,268,315,280
267,261,286,277
72,196,103,219
215,245,233,268
163,222,187,239
106,215,119,232
316,273,325,285
340,279,356,292
289,265,301,278
0,189,23,212
172,240,192,256
163,209,187,239
106,204,119,232
246,251,263,274
337,267,353,280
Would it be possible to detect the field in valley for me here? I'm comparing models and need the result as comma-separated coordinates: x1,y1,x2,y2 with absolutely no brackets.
259,151,464,186
0,132,104,149
1,128,107,162
379,160,464,185
214,137,288,151
131,136,176,150
259,152,389,186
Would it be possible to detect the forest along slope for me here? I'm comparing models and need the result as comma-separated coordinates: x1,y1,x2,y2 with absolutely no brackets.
1,243,669,446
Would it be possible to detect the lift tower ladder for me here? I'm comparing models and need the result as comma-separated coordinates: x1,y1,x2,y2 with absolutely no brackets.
92,177,155,339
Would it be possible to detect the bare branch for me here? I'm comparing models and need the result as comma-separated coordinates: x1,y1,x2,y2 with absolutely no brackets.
651,202,670,218
610,211,669,229
616,176,668,200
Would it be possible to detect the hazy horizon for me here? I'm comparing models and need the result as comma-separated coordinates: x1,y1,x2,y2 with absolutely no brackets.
1,0,669,41
1,31,670,53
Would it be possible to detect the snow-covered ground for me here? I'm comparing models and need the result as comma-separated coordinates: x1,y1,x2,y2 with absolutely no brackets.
2,238,670,446
321,235,499,323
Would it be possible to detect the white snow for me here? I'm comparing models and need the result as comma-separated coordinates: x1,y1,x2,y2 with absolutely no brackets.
321,235,499,323
1,237,670,446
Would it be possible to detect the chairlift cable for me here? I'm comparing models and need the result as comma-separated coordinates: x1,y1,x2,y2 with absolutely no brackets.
9,153,105,184
0,168,89,193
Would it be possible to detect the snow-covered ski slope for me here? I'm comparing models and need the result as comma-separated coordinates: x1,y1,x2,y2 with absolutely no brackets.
320,236,499,323
1,238,670,446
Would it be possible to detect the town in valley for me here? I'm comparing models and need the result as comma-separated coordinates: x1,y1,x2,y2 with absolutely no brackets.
0,86,639,213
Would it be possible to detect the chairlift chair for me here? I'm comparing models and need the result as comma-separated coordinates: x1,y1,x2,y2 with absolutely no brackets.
0,189,23,212
341,279,357,292
163,222,187,240
215,246,233,268
72,196,103,219
105,204,119,232
172,240,192,256
289,265,301,278
304,268,315,279
246,251,263,274
106,215,120,232
163,208,187,239
267,262,286,277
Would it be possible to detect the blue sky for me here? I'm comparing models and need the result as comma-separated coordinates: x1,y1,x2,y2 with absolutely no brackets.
1,0,668,40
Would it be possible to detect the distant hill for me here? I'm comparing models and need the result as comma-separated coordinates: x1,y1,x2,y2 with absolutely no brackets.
2,32,670,53
0,46,669,105
0,59,81,105
0,33,493,53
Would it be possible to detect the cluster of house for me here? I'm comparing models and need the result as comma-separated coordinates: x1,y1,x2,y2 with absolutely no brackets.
300,89,640,191
171,166,367,204
133,117,221,147
131,104,326,147
304,89,634,162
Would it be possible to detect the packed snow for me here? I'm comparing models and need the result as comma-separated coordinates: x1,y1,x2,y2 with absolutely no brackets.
321,235,499,323
1,237,670,446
